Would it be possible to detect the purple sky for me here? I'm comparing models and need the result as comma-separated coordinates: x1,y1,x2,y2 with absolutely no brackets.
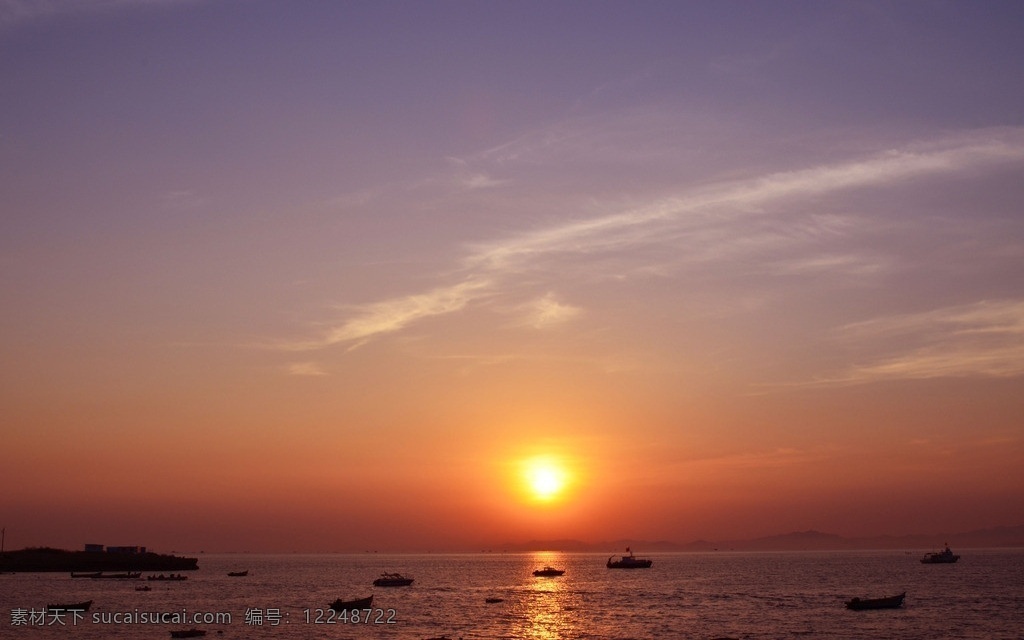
2,1,1023,552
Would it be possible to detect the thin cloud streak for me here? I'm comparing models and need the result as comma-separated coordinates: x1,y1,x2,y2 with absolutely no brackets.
291,129,1024,351
821,299,1024,385
285,278,493,351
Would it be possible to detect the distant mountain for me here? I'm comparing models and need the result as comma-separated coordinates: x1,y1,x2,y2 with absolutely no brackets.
498,524,1024,553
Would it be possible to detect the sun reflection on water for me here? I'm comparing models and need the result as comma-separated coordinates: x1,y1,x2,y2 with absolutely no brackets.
507,551,584,639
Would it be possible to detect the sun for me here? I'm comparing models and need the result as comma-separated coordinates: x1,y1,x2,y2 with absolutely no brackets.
523,457,568,502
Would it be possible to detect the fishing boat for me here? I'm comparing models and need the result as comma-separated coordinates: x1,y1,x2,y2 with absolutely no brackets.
227,570,248,577
532,566,565,577
169,629,206,638
46,600,93,611
607,547,653,569
845,592,906,610
373,572,413,587
329,595,373,611
921,545,959,564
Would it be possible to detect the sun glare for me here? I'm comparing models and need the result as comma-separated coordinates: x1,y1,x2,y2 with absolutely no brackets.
523,457,568,502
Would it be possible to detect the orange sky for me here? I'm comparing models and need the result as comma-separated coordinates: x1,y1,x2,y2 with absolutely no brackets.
3,2,1024,552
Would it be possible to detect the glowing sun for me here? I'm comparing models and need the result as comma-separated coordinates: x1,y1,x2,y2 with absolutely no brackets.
523,457,568,502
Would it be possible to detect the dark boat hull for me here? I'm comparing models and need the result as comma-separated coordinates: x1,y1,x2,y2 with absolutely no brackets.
846,592,906,610
330,595,373,611
47,600,93,612
373,573,413,587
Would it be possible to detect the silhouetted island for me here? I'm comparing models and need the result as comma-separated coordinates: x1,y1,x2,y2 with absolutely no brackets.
0,547,198,573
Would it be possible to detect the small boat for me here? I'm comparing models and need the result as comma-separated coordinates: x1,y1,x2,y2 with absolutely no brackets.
846,592,906,610
47,600,93,611
148,573,188,581
227,570,248,577
373,572,414,587
169,629,206,638
532,566,565,577
91,572,142,579
607,547,652,569
484,597,504,603
329,595,373,611
135,585,152,592
921,544,960,564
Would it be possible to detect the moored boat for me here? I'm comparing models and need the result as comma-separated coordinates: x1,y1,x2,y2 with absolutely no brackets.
846,592,906,610
329,595,373,611
607,547,652,569
46,600,93,612
532,566,565,577
373,572,413,587
921,544,959,564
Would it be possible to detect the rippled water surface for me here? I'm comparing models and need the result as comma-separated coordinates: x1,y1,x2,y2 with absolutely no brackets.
3,549,1022,639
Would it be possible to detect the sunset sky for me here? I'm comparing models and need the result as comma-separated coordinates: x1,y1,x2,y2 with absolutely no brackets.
2,1,1023,553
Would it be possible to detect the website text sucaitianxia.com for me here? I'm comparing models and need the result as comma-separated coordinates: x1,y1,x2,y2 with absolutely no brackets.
11,609,232,627
10,606,399,628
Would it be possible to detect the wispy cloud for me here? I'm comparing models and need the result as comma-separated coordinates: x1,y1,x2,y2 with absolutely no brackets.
288,128,1024,352
285,278,492,351
517,293,583,329
286,362,328,376
826,299,1024,383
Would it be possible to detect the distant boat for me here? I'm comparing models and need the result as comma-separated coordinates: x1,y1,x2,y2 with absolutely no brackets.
70,571,102,578
607,547,652,569
845,592,906,610
329,595,373,611
135,585,151,591
373,572,414,587
169,629,206,638
92,572,141,579
227,570,248,577
485,597,504,603
148,573,188,581
532,566,565,577
921,544,959,564
46,600,92,612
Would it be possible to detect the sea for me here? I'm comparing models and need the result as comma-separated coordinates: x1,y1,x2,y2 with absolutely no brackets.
2,549,1022,639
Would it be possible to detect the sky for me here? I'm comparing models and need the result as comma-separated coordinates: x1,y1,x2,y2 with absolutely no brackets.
2,0,1023,553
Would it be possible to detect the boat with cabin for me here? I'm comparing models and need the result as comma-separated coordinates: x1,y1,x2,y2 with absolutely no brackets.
607,547,652,568
921,544,959,564
532,566,565,577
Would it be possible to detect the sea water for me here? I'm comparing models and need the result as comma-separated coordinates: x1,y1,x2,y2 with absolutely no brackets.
2,549,1022,639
